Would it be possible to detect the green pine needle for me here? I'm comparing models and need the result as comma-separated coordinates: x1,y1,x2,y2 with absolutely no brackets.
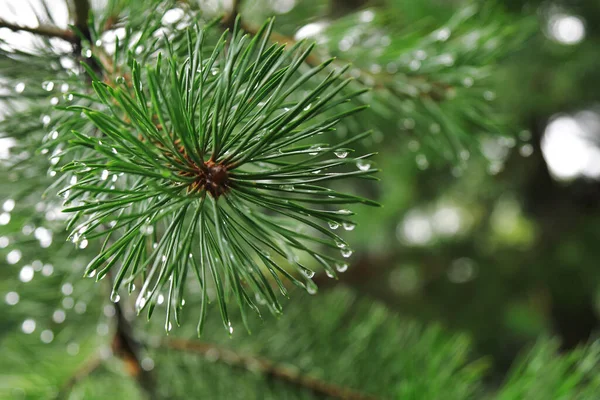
57,19,378,334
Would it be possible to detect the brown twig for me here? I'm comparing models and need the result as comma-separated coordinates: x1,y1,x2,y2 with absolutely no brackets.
0,19,75,42
72,0,92,43
163,338,380,400
112,300,157,399
221,0,241,31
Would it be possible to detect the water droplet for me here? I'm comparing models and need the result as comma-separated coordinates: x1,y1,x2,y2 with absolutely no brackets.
338,209,352,215
22,319,36,334
42,81,55,91
0,212,10,226
433,27,451,41
308,145,321,155
519,144,534,157
61,283,73,296
103,305,115,317
115,76,126,84
42,264,54,276
228,321,234,334
19,266,34,283
110,291,120,303
342,222,356,231
334,150,348,159
416,154,429,170
255,293,267,305
136,296,147,311
67,342,80,355
5,291,19,305
7,249,22,264
62,297,74,309
100,170,109,180
53,309,66,323
306,281,318,295
484,91,496,101
328,221,340,230
140,224,154,235
78,238,88,249
356,160,371,171
41,329,54,343
3,199,15,212
401,119,416,131
336,262,348,272
335,239,347,249
15,82,25,93
301,268,315,279
325,270,335,278
141,358,154,371
280,185,294,191
341,248,353,258
50,97,59,105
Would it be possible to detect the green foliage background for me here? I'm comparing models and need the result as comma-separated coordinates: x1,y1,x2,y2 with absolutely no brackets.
1,0,600,398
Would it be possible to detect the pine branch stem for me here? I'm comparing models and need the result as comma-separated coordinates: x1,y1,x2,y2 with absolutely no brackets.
112,301,157,399
72,0,92,43
163,338,380,400
0,19,75,42
221,0,242,30
105,267,157,400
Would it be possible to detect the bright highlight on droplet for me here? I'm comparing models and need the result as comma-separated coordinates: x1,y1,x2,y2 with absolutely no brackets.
2,199,15,212
0,212,10,225
548,13,585,45
53,309,66,324
294,21,329,40
7,249,22,264
19,266,34,282
41,330,54,344
22,319,36,334
542,113,600,181
5,291,19,305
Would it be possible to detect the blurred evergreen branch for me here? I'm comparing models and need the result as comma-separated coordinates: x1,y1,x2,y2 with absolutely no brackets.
0,19,75,42
4,1,597,399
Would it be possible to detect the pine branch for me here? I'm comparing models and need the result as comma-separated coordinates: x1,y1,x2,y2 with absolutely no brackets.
72,0,92,43
164,338,379,400
112,300,157,400
57,19,378,333
0,19,75,42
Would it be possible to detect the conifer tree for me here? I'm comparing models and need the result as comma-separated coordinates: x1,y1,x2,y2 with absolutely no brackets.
2,0,600,399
